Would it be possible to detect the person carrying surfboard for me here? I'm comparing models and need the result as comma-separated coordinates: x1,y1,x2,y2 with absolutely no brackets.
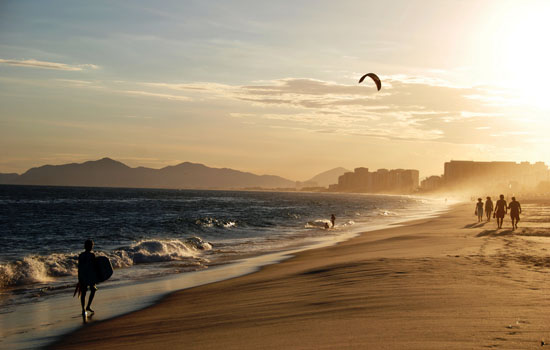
78,239,98,316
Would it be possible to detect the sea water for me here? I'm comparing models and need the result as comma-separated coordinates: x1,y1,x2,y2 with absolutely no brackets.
0,185,447,349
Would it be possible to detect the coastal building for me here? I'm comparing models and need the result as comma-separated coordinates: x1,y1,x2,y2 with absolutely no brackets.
332,167,419,193
420,175,443,191
443,160,549,191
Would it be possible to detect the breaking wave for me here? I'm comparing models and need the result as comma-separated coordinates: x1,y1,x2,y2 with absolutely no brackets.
0,237,212,288
305,219,355,229
305,219,331,229
121,238,212,264
195,217,237,229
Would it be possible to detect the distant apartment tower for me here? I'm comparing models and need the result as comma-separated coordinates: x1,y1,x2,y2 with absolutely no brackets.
332,167,419,193
443,160,549,191
420,175,443,191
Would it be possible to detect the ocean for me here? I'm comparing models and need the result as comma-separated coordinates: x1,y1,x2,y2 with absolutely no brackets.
0,185,447,349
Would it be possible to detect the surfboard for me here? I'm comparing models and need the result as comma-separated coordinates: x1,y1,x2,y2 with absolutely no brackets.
94,256,113,284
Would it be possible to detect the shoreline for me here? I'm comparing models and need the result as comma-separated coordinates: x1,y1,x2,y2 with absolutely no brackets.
47,201,550,349
45,204,461,350
1,196,448,350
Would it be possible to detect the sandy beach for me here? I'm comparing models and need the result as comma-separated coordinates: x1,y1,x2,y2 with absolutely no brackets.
4,2,550,349
48,202,550,349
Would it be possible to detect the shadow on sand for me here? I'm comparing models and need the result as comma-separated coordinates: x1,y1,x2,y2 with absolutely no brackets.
464,222,489,229
476,229,514,237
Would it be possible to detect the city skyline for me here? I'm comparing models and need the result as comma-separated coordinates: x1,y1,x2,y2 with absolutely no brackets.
2,156,548,192
2,1,550,179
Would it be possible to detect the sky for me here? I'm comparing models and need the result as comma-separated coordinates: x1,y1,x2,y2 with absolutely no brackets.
1,0,550,180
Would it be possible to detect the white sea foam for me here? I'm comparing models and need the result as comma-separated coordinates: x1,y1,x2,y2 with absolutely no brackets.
126,238,211,264
340,220,355,227
0,254,74,287
195,217,237,228
0,237,212,288
305,219,331,229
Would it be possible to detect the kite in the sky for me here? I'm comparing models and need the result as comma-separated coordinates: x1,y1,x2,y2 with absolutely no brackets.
358,73,381,91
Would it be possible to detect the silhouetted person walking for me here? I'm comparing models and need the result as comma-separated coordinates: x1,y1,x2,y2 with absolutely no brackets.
508,197,522,230
475,198,484,222
330,214,336,228
78,239,97,316
485,196,493,222
494,194,507,229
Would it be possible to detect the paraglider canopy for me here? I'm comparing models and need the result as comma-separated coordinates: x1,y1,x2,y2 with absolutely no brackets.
358,73,381,91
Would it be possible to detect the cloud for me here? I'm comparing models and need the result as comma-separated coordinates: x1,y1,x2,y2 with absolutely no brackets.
460,111,502,118
219,78,484,141
56,79,93,84
121,90,192,101
0,58,99,71
141,82,233,93
78,63,100,70
230,109,444,141
223,77,530,143
233,77,476,113
55,79,96,87
51,74,523,143
51,79,194,102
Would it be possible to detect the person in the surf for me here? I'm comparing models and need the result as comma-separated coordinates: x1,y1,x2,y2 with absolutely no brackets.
508,197,522,230
330,214,336,228
78,239,97,316
475,198,484,222
494,194,507,229
484,196,494,222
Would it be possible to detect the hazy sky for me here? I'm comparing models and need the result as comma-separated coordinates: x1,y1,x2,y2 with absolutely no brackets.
1,0,550,180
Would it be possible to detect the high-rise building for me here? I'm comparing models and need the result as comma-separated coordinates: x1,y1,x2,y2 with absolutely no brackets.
443,160,549,191
420,175,443,191
332,167,419,193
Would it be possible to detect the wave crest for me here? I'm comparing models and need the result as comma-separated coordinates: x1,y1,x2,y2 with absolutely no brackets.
0,237,212,288
0,254,76,288
305,219,331,229
195,217,237,229
126,238,211,264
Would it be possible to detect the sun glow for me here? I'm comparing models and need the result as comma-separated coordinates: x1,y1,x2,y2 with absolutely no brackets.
482,1,550,110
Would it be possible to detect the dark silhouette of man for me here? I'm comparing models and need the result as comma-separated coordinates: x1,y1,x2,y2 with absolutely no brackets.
485,196,493,222
78,239,97,316
508,197,522,230
330,214,336,228
494,194,507,229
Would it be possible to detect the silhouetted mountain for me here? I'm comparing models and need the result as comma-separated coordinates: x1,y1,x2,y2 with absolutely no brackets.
0,173,19,183
0,158,296,189
306,167,349,187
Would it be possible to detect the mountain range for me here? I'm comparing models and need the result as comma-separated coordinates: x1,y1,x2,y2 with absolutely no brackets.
0,158,349,190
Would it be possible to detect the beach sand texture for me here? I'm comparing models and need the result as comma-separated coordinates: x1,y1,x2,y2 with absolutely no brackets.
49,202,550,349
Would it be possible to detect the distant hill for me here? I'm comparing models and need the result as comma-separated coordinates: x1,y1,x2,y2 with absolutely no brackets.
305,167,349,187
0,158,296,190
0,173,19,183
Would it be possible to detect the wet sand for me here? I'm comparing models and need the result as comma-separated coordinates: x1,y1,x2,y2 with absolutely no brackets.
48,202,550,349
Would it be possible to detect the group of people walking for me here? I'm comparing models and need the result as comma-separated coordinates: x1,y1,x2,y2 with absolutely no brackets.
475,195,522,230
